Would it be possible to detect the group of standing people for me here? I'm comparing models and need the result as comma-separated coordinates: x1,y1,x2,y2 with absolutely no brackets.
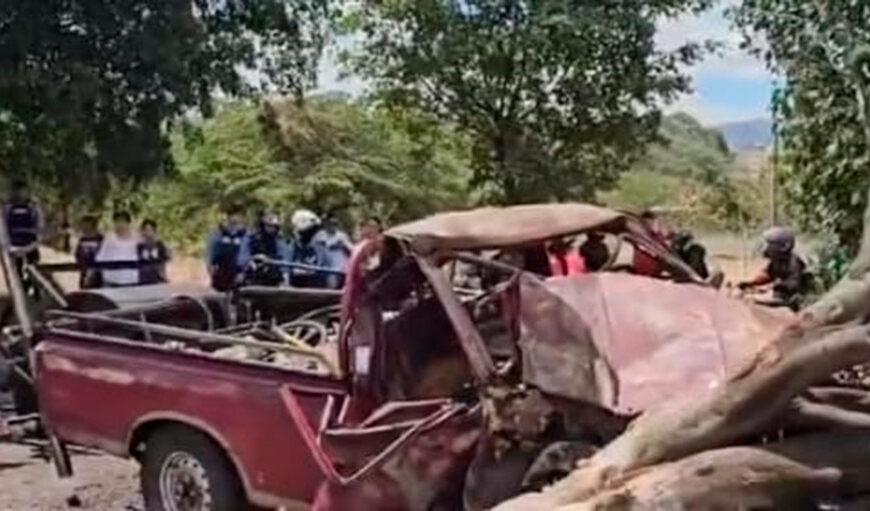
205,205,379,292
2,180,171,290
74,212,170,288
2,178,808,307
2,180,375,294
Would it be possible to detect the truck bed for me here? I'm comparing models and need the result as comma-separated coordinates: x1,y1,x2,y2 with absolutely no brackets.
35,301,347,509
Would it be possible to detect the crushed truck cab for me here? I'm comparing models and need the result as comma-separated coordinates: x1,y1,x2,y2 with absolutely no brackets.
28,203,791,510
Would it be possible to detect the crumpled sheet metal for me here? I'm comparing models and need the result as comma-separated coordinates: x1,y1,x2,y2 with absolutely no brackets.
518,273,794,415
386,203,626,253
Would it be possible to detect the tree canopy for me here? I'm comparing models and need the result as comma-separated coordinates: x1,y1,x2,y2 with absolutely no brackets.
732,0,870,252
347,0,713,204
140,97,472,249
0,0,332,209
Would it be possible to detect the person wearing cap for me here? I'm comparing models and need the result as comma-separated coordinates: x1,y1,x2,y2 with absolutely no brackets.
738,226,808,309
240,211,292,286
288,209,330,288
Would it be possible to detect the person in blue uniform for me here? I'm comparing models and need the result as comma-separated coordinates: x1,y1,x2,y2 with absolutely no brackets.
3,180,43,294
74,215,104,289
137,219,171,285
205,205,247,292
240,211,292,286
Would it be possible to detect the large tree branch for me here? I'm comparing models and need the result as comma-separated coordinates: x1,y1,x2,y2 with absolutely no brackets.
496,323,870,507
499,430,870,511
785,397,870,430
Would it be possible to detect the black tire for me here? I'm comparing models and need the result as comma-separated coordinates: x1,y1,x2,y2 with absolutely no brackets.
141,425,246,511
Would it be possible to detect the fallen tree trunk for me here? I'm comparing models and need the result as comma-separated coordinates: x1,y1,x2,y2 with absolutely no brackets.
805,386,870,412
495,323,870,507
495,431,870,511
785,397,870,430
555,447,840,511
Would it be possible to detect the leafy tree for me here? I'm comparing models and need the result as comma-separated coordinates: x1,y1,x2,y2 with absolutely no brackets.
634,113,732,185
141,97,472,250
0,0,333,211
346,0,712,203
731,0,870,252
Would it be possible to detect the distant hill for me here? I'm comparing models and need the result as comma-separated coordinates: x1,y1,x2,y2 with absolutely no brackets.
717,118,773,150
602,112,770,230
634,112,732,180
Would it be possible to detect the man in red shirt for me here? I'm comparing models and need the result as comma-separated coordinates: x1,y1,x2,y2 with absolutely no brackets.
548,238,586,276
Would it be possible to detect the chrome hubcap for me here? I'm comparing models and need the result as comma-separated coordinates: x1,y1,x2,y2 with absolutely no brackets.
159,451,212,511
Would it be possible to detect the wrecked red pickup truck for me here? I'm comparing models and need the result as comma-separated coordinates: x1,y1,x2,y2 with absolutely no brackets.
23,203,789,511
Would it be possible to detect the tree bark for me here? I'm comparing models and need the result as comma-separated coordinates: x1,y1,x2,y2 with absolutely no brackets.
495,324,870,507
496,431,870,511
554,447,840,511
804,386,870,412
785,397,870,431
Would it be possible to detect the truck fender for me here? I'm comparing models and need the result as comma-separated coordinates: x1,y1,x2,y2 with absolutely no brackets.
126,412,252,499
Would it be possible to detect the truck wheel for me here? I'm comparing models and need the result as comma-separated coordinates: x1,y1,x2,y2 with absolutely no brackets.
142,426,246,511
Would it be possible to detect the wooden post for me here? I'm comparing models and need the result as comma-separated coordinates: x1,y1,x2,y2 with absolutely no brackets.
770,111,779,226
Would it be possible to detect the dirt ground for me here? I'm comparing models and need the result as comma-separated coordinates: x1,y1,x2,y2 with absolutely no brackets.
0,444,140,511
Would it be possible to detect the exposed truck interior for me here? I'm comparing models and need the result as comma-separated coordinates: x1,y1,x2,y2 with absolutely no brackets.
2,203,737,510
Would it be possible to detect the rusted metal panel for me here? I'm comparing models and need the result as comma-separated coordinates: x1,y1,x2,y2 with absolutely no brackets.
517,275,614,407
386,203,626,252
65,283,218,310
34,333,347,508
312,405,481,511
386,203,704,284
519,273,793,415
415,255,497,383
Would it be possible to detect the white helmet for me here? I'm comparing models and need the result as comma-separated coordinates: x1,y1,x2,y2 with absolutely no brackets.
291,209,321,233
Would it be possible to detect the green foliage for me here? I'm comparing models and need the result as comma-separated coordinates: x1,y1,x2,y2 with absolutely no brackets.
601,113,767,231
0,0,333,208
731,0,870,253
601,171,697,213
140,97,472,251
811,237,851,292
635,113,732,184
346,0,713,204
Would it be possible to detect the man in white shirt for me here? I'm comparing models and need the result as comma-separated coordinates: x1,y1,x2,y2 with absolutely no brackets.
95,211,140,287
312,216,353,288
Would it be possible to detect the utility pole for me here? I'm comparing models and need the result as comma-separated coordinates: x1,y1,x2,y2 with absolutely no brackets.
770,113,779,226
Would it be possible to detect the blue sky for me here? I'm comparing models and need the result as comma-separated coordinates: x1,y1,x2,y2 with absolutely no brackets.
656,0,775,125
318,0,773,126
